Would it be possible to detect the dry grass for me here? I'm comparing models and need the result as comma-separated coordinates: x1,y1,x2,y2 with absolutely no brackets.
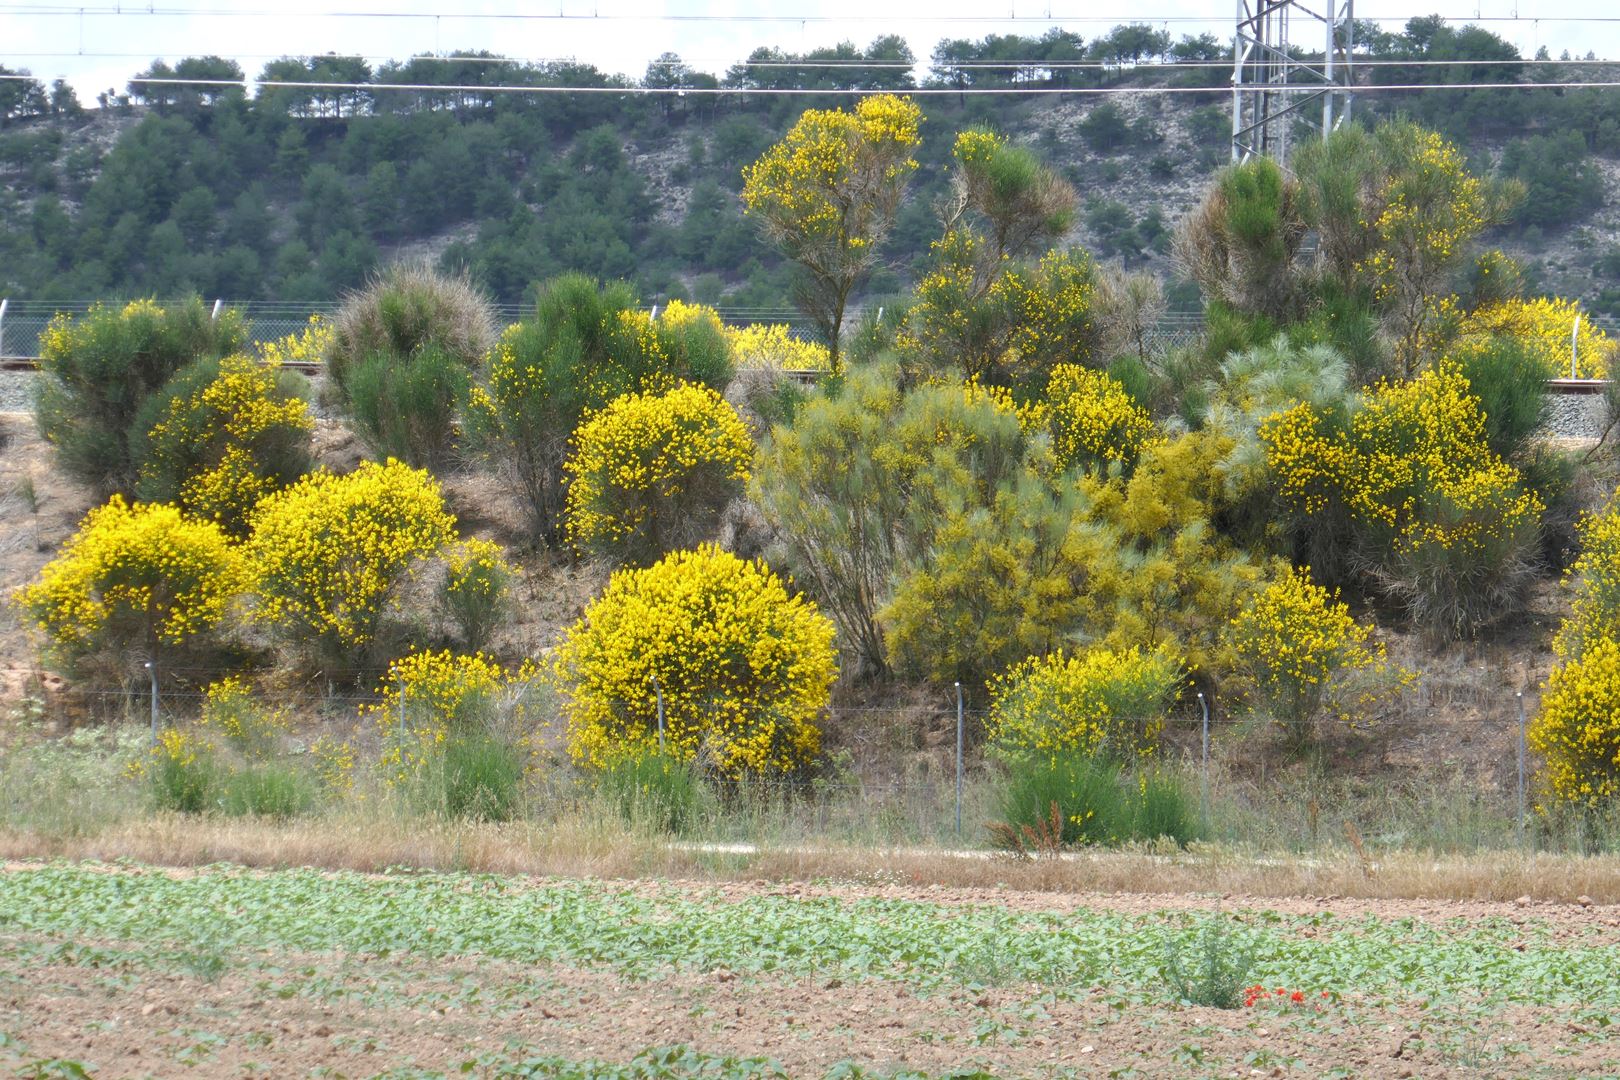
7,811,1620,904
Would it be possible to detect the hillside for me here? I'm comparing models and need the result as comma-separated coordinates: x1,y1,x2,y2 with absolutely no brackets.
2,17,1619,321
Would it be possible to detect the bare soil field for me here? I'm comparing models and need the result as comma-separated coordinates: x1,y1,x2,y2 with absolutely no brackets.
3,861,1620,1078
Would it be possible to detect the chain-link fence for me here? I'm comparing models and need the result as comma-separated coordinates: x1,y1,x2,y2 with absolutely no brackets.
0,297,1221,362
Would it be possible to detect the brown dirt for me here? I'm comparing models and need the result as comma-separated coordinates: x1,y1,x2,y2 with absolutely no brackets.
2,918,1615,1078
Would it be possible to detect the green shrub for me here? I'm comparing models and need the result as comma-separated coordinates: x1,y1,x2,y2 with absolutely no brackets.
992,755,1201,849
993,755,1127,848
1453,336,1552,464
428,731,526,822
326,263,497,395
148,730,222,814
346,345,469,467
596,749,710,834
1162,916,1256,1009
752,364,1028,678
34,297,246,495
217,764,319,819
439,539,515,652
1128,769,1202,845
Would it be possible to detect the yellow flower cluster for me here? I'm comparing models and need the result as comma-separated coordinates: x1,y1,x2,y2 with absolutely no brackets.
143,353,314,535
1556,498,1620,661
1225,565,1387,733
196,675,291,758
444,538,512,615
564,383,753,562
14,495,247,655
1023,364,1154,473
986,645,1183,762
1359,131,1488,299
1262,364,1543,559
552,545,837,778
899,235,1097,385
998,250,1096,362
741,94,922,238
38,299,165,363
1530,637,1620,810
309,734,357,794
365,648,508,782
1455,297,1613,379
247,460,458,650
254,315,332,367
952,128,1002,167
147,726,213,774
725,322,833,372
658,299,725,335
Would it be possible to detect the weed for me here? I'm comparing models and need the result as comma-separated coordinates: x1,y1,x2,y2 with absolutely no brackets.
217,764,320,819
1162,915,1255,1009
596,750,711,835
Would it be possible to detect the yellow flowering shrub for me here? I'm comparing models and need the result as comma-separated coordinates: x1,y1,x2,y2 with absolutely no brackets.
1555,498,1620,662
1068,427,1275,680
1022,364,1154,474
564,383,753,565
1530,637,1620,811
138,353,314,536
899,236,1099,389
1261,363,1543,638
195,676,291,759
309,735,357,794
365,649,507,782
725,322,833,371
34,297,247,495
1454,296,1613,379
440,538,515,652
1225,565,1400,741
14,496,248,678
142,727,220,812
246,459,458,671
553,545,837,778
1348,125,1498,375
986,646,1183,763
741,95,922,366
466,275,732,546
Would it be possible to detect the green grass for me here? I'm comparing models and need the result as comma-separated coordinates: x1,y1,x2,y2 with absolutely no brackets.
3,864,1618,1005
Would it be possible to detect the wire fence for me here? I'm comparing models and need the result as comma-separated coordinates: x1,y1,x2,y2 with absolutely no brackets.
0,297,1214,362
9,669,1555,851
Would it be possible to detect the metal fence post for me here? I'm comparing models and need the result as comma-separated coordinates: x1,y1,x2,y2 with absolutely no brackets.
0,297,8,356
1572,312,1582,380
653,676,666,753
1198,691,1210,832
1516,690,1528,847
144,659,158,743
954,682,964,840
210,298,223,322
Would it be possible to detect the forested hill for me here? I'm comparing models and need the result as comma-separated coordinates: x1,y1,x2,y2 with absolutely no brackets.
2,16,1618,317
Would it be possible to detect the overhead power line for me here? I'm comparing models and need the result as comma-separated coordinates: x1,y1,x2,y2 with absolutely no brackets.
6,72,1620,96
6,2,1620,23
5,52,1616,70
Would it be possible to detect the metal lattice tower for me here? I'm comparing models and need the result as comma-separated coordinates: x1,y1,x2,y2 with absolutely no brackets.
1232,0,1355,164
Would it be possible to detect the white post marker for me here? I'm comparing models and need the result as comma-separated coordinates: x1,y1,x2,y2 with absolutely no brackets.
211,298,223,322
1572,312,1582,380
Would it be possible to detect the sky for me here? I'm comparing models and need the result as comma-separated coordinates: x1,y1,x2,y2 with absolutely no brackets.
3,0,1619,102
